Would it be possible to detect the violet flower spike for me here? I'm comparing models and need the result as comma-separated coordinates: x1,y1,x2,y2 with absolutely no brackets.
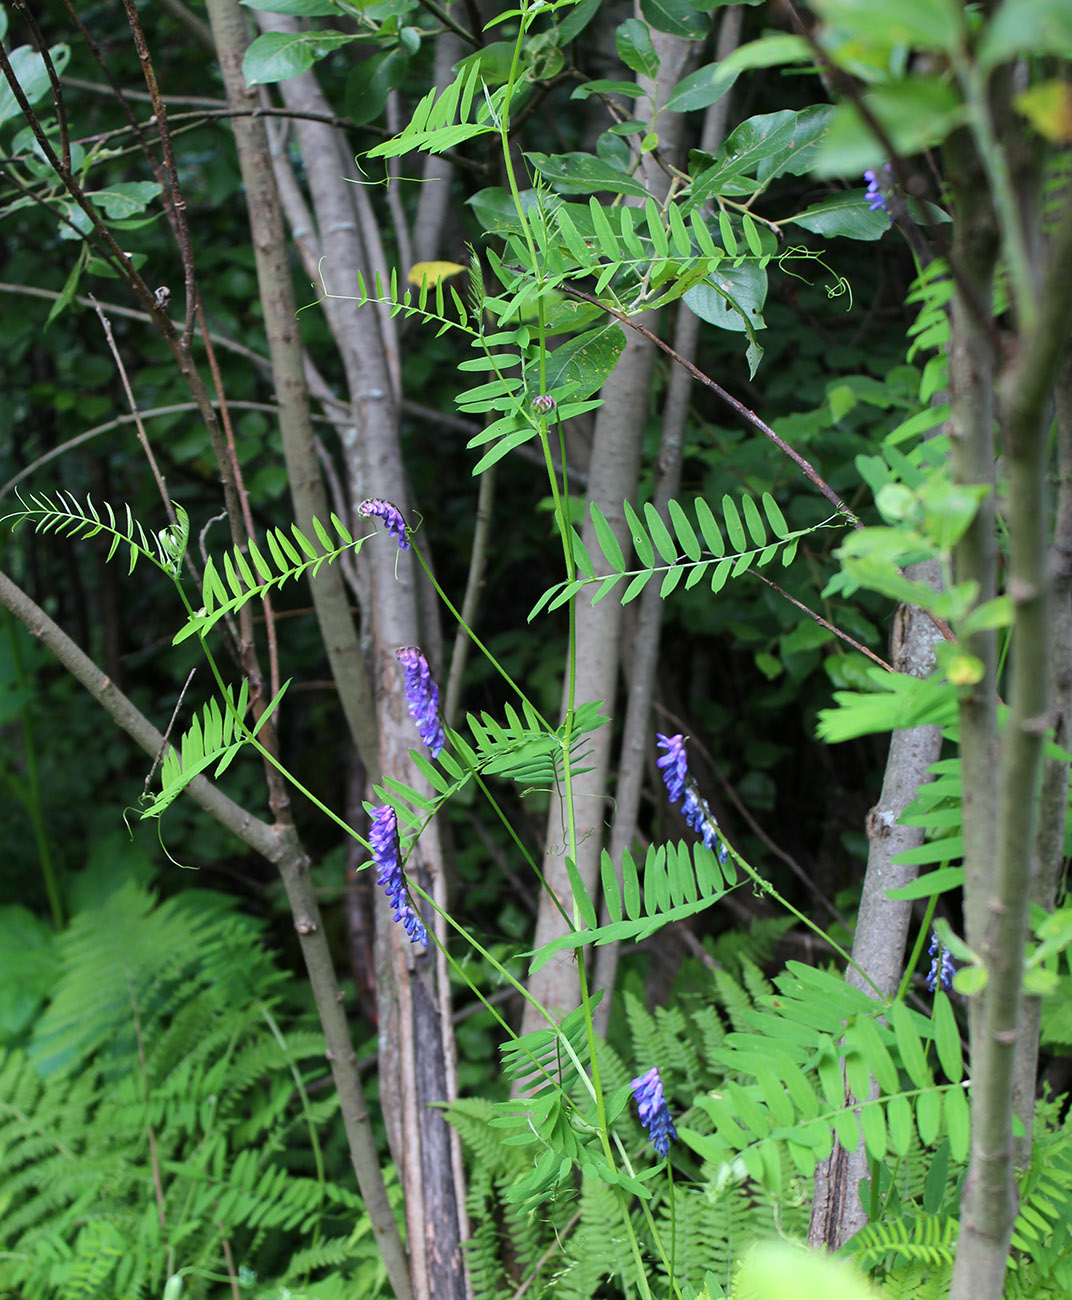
358,497,409,551
630,1066,677,1158
396,646,445,758
926,933,955,993
656,732,730,866
655,733,688,803
369,805,427,946
863,166,892,218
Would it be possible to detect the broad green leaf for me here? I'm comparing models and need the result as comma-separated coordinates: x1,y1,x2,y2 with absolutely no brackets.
452,40,517,87
640,0,709,39
526,152,650,198
600,849,622,923
683,260,767,333
890,838,964,867
788,194,892,241
644,502,677,562
923,1141,950,1210
979,1,1072,70
741,494,767,546
542,322,625,399
0,44,72,128
87,182,163,220
668,499,700,560
623,500,654,567
849,1015,899,1094
813,79,965,177
557,0,602,44
616,19,659,79
241,0,340,11
345,48,410,126
242,30,359,86
690,106,835,202
859,1100,886,1161
663,60,738,113
762,493,789,539
572,79,647,101
814,0,963,54
916,1088,942,1146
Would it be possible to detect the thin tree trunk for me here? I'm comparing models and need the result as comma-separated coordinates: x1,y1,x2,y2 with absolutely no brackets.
807,562,944,1247
591,10,743,1037
1012,356,1072,1160
949,180,1072,1300
523,16,700,1033
251,15,467,1295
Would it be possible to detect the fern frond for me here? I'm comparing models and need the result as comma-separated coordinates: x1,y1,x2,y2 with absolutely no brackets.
845,1213,958,1271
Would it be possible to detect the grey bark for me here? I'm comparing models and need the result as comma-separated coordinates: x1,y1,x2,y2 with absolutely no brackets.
949,186,1072,1300
591,10,743,1037
206,0,380,782
522,15,701,1033
807,561,944,1248
1012,356,1072,1160
252,15,467,1296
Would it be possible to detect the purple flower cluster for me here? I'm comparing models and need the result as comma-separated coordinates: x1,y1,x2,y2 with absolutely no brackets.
864,166,892,218
926,933,955,993
359,498,409,550
655,733,729,866
396,646,445,758
630,1066,676,1158
369,805,427,946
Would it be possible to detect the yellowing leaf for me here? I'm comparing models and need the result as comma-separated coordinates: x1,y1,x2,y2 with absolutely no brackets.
944,652,984,686
407,260,465,286
1014,80,1072,142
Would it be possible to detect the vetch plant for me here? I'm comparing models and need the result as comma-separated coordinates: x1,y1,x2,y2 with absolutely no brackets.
630,1066,676,1159
656,732,730,865
927,933,956,994
395,645,445,758
358,497,409,550
369,804,427,947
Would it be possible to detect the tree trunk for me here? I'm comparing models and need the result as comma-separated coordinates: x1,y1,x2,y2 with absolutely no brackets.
244,11,468,1296
807,562,944,1248
522,15,700,1033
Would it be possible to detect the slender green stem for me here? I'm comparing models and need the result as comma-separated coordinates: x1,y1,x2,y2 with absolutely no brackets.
953,56,1037,334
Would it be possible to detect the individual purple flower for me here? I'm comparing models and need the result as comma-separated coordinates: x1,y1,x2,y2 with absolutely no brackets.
369,805,427,946
926,933,955,993
864,166,892,218
358,497,409,550
656,732,729,866
396,646,445,758
630,1066,677,1158
655,733,688,803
